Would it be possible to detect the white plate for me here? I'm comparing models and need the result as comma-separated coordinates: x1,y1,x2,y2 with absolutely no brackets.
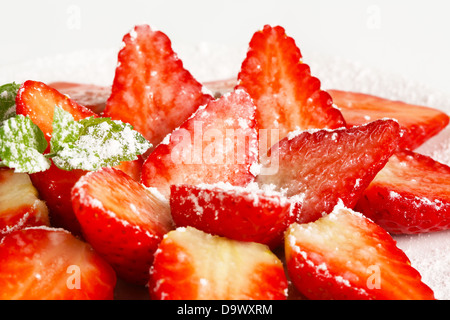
1,45,449,300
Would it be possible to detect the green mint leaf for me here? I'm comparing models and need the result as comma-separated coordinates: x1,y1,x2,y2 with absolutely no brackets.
50,106,83,154
0,82,21,123
51,107,152,171
0,114,51,173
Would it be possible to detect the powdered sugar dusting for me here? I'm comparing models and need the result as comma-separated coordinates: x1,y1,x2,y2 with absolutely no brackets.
194,181,290,207
395,231,450,300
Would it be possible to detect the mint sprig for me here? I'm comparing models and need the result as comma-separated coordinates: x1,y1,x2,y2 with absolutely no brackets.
0,106,152,173
0,114,51,173
0,82,21,122
50,108,151,171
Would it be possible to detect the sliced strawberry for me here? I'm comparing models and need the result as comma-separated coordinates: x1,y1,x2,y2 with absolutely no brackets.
0,227,116,300
256,119,400,223
112,156,144,182
30,163,86,235
103,24,213,147
49,82,110,115
285,204,435,300
355,149,450,234
141,89,259,198
16,80,97,143
170,183,292,249
237,25,346,144
329,89,450,150
0,168,49,236
149,226,288,300
31,156,144,236
72,167,173,285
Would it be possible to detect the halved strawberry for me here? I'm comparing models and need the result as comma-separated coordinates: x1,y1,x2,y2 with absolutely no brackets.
355,149,450,234
256,119,400,223
237,25,345,144
149,226,288,300
16,80,97,143
0,168,49,236
113,156,144,182
30,163,86,235
103,24,213,147
329,89,450,150
49,82,110,115
0,227,116,300
285,204,435,300
30,157,142,236
170,183,292,249
71,167,174,285
141,89,259,198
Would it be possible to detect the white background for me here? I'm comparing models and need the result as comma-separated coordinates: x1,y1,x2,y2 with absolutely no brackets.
1,0,450,93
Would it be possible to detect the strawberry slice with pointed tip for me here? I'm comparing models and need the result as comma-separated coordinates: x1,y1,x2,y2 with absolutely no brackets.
16,80,97,143
285,204,435,300
0,227,116,300
329,89,450,150
141,89,259,198
237,25,346,144
149,226,288,300
49,82,110,115
170,183,292,249
256,119,400,223
0,168,49,237
355,149,450,234
72,167,174,285
103,24,213,147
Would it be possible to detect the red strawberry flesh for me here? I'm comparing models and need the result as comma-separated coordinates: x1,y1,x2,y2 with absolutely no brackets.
141,89,259,198
72,167,173,285
149,226,288,300
49,82,110,115
237,25,346,143
285,205,435,300
256,119,401,223
16,80,97,143
0,227,116,300
170,183,292,249
103,24,213,147
355,149,450,234
329,89,450,150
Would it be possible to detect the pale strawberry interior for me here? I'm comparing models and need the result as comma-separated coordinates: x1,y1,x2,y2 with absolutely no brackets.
166,227,284,299
0,169,47,216
286,208,425,299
